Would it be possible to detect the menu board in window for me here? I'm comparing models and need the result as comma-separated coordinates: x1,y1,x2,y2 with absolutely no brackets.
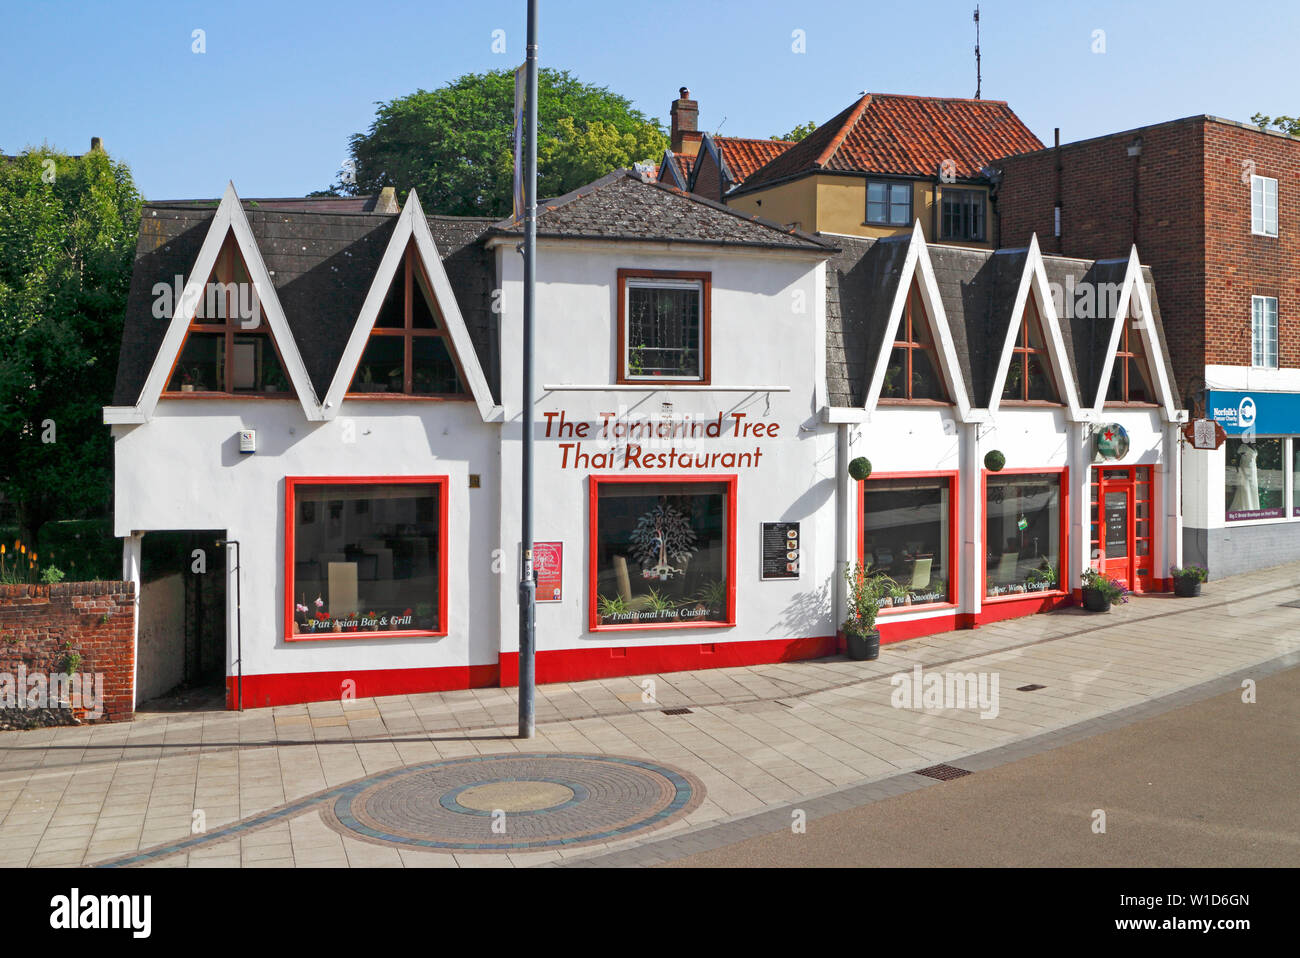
761,522,800,580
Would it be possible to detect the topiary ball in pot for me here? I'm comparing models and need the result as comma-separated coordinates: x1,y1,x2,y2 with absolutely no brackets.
848,457,872,482
984,449,1006,472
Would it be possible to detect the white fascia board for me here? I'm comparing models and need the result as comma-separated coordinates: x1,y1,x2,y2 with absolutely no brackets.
135,182,324,421
987,235,1083,418
322,190,495,421
103,406,145,425
864,222,972,420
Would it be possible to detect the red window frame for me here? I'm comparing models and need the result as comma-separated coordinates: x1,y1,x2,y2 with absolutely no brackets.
878,281,951,404
616,269,712,386
856,470,960,613
1000,297,1062,405
981,466,1070,603
588,474,737,632
346,243,473,401
283,475,450,642
163,232,295,398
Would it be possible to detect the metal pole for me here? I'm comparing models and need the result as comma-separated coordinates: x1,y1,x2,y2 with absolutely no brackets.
518,0,539,739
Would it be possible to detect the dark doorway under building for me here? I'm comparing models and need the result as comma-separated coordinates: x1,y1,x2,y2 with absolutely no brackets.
136,530,227,711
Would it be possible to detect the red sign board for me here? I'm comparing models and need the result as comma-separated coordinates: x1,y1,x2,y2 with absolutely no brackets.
1182,419,1227,451
534,541,563,602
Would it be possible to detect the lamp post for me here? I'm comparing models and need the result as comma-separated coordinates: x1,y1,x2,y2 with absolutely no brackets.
517,0,539,739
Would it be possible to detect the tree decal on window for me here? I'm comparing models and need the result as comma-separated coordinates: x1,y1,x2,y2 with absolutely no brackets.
629,501,698,580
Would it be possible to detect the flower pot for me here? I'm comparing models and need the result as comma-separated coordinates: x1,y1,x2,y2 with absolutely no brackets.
1173,578,1202,598
180,384,194,393
845,629,880,661
1081,588,1111,613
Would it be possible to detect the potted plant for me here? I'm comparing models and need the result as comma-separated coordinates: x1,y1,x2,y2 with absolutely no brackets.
1170,564,1208,597
842,564,892,660
1081,568,1128,612
414,602,435,630
179,367,199,393
597,594,629,625
848,457,872,481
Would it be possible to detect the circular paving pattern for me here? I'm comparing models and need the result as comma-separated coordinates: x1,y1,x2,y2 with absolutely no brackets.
320,753,704,852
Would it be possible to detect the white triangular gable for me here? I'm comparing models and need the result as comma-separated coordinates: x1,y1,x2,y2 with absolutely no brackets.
136,182,323,421
1090,246,1178,420
322,189,494,421
864,221,973,419
988,234,1083,418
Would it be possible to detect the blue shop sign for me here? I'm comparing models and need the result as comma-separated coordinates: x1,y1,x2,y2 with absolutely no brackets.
1207,390,1300,435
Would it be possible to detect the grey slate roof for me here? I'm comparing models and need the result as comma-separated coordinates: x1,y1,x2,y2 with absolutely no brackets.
825,238,1181,411
488,170,837,252
113,204,496,407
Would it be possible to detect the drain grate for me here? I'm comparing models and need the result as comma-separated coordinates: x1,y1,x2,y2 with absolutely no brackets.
915,764,972,781
661,707,693,715
1017,683,1047,692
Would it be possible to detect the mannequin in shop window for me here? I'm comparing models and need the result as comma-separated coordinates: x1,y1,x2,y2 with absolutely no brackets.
1230,444,1259,512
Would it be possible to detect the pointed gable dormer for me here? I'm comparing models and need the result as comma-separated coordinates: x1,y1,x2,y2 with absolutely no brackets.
1094,247,1177,419
161,231,293,397
135,183,322,421
345,240,469,398
324,189,495,420
866,223,972,418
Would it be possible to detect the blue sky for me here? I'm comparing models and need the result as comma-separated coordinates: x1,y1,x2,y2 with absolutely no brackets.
3,0,1296,199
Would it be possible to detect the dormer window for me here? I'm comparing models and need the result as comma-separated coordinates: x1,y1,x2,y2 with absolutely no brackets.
348,243,467,397
1001,296,1060,403
881,282,948,402
617,269,711,384
164,234,292,395
1105,320,1156,404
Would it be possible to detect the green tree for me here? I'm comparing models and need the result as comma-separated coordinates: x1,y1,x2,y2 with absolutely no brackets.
324,69,668,216
1250,113,1300,136
0,146,141,547
771,121,817,142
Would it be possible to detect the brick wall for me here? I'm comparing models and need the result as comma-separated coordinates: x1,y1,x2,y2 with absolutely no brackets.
0,581,135,723
997,116,1300,411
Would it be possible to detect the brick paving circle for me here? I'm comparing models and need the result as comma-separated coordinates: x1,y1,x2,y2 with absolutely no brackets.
319,753,704,852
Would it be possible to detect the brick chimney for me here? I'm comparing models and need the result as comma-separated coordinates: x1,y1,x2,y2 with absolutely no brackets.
89,137,103,152
375,186,398,214
670,87,702,157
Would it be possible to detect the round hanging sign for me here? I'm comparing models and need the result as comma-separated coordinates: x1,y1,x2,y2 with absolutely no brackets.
1095,423,1130,460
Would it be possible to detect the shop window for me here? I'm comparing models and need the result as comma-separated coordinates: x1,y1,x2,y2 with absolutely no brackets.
985,473,1063,597
348,244,467,396
618,270,709,383
1251,296,1279,369
1001,297,1060,403
861,475,955,608
940,188,986,242
285,478,447,638
1293,439,1300,518
165,234,292,395
1251,175,1278,237
880,283,949,402
1105,320,1156,404
866,180,912,226
1225,437,1285,521
591,478,733,629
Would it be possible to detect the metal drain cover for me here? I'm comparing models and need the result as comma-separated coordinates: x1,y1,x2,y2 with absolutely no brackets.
915,764,972,781
661,707,693,715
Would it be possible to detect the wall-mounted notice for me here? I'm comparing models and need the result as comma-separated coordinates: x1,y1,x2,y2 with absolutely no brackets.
534,542,563,602
761,522,800,580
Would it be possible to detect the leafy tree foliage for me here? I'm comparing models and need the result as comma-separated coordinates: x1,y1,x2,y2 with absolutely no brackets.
771,121,817,142
0,146,141,546
1251,113,1300,136
323,69,668,216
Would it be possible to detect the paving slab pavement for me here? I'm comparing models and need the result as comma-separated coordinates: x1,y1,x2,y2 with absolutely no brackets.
0,562,1297,867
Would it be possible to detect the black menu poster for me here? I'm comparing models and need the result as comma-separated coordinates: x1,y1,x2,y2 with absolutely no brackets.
761,522,801,580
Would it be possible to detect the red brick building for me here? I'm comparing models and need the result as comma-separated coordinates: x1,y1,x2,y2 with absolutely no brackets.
993,116,1300,575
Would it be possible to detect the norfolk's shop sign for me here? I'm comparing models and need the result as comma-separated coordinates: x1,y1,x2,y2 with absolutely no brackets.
1209,390,1300,436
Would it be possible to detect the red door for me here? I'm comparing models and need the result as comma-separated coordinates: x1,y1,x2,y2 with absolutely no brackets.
1091,466,1155,592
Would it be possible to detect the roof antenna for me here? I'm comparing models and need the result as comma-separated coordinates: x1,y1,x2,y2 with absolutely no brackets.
973,6,982,99
712,115,727,136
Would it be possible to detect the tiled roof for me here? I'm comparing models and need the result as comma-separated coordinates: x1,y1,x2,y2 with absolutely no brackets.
152,195,399,214
737,93,1043,194
656,151,695,189
712,137,795,183
114,205,495,406
489,170,837,251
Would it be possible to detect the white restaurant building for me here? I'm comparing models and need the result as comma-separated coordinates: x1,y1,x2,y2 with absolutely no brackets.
105,171,1185,709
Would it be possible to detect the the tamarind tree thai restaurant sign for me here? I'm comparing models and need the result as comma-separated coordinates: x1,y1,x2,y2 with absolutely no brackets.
545,410,779,470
